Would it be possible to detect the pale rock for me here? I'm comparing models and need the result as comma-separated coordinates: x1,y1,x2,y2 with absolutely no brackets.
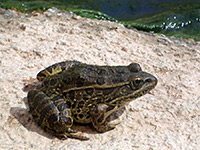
0,8,200,150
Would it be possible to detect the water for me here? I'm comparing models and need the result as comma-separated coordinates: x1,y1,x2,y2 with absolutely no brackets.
1,0,200,40
85,0,200,40
86,0,200,20
159,10,200,40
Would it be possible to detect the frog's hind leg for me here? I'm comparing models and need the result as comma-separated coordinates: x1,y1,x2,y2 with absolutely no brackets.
49,92,89,140
37,61,81,81
89,104,121,133
27,89,88,140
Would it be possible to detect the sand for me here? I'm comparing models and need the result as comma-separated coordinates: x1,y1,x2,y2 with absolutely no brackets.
0,8,200,150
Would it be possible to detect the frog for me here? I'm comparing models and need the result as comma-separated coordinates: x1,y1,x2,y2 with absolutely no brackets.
27,60,157,140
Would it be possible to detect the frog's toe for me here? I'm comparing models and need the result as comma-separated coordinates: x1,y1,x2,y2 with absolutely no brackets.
55,134,68,140
94,121,121,133
107,121,121,130
67,128,77,133
66,132,89,140
54,131,89,140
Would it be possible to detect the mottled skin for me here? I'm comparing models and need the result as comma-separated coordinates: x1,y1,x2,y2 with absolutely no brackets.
27,61,157,140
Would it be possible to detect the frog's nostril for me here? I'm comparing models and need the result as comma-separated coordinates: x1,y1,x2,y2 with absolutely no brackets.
145,78,152,82
145,76,157,85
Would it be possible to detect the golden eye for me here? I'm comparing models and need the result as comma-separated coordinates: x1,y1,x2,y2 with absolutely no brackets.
134,77,143,85
131,77,144,89
129,77,144,90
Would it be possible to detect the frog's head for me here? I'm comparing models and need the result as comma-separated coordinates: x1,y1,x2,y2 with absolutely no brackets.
128,63,157,91
101,63,157,105
121,63,157,104
129,71,157,96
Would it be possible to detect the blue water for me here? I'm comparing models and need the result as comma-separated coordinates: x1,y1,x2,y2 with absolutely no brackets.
83,0,200,20
1,0,200,40
82,0,200,40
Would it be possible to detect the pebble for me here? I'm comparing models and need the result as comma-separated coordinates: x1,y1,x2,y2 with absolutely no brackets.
157,37,172,45
19,24,26,31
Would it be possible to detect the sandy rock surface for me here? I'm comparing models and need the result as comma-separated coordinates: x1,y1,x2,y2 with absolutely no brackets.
0,8,200,150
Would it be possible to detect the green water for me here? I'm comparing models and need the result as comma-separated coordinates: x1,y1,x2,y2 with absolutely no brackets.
1,0,200,41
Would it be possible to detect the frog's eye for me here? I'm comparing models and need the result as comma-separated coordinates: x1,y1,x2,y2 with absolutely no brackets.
130,77,144,89
134,77,143,85
128,63,142,73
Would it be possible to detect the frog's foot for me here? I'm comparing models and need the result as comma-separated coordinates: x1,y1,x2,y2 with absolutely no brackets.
94,121,121,133
89,104,121,133
44,126,89,140
65,128,89,140
54,131,89,140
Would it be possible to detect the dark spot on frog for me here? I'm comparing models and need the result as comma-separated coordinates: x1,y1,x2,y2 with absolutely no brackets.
40,98,51,106
98,69,108,76
37,72,46,80
112,77,123,83
32,93,46,109
105,98,113,103
86,115,90,119
66,117,73,125
77,109,81,113
48,114,59,128
32,114,39,119
97,114,104,123
83,94,89,101
103,87,115,95
78,101,84,108
106,105,115,112
96,98,102,103
78,114,84,119
65,101,71,108
85,88,94,95
72,102,76,109
51,95,61,102
46,66,53,74
40,105,55,119
97,77,106,85
62,77,71,84
34,92,51,108
68,90,75,100
76,76,85,87
89,105,98,114
73,114,78,120
59,62,68,71
116,67,126,74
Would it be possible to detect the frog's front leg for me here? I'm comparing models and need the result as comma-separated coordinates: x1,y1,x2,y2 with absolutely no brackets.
27,90,88,140
89,104,120,133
